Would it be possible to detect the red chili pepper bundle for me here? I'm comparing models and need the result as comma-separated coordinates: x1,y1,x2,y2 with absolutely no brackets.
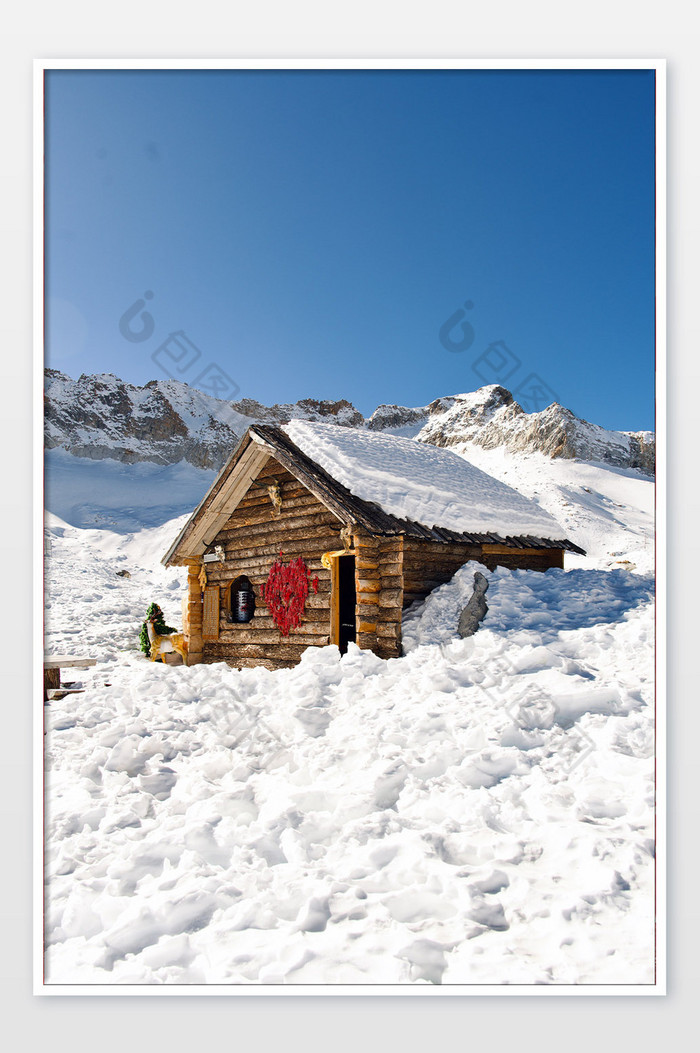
262,555,315,636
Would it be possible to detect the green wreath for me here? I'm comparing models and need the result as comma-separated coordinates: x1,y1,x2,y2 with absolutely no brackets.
139,602,177,657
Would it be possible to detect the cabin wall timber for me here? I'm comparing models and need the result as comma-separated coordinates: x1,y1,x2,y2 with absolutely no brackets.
401,538,564,613
478,545,564,572
195,459,342,669
401,538,481,611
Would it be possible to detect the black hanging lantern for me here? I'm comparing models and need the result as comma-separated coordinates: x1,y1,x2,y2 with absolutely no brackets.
230,575,255,623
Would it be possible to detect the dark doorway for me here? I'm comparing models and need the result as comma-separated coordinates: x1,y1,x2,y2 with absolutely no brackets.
337,555,356,654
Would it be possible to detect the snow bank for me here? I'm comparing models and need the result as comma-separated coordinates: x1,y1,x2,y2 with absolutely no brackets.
283,421,566,538
44,520,655,986
402,561,655,652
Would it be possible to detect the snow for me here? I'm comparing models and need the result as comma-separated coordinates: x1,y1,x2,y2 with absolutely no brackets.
282,420,567,538
45,448,216,532
444,441,655,575
43,447,656,987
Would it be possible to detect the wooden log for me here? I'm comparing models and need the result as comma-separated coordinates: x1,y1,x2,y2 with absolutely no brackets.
218,518,337,541
216,628,330,646
210,642,318,661
357,578,381,593
377,559,404,576
205,553,334,577
376,593,404,610
223,508,339,534
215,531,341,558
44,667,60,696
220,614,330,633
403,552,471,566
358,620,377,634
218,510,339,541
255,459,296,479
235,484,312,509
208,564,332,586
222,498,332,529
356,631,378,650
212,576,331,600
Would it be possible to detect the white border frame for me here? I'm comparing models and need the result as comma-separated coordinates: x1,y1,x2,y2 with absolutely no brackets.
34,57,666,997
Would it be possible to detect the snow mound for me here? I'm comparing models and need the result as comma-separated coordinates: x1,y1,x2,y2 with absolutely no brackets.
44,518,655,986
283,421,567,538
402,561,655,652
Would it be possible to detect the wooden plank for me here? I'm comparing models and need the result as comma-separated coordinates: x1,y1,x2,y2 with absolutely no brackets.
43,656,97,669
182,443,271,556
44,667,60,699
202,586,220,641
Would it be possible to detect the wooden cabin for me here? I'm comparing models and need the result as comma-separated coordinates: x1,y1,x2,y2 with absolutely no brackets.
162,423,584,669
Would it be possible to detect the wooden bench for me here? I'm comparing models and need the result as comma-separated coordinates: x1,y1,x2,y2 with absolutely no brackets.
44,655,97,701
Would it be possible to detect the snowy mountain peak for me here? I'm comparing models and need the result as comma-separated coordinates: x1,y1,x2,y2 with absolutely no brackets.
44,369,654,477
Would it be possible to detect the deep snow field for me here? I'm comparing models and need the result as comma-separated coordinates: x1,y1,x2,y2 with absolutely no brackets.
43,447,656,986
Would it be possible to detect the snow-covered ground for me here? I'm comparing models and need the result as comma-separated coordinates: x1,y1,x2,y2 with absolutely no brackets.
43,447,656,987
45,448,215,532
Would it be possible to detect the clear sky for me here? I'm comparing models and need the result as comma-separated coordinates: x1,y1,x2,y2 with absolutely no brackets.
44,68,656,431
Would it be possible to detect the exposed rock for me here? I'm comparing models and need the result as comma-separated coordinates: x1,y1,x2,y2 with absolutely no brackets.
457,572,490,638
44,371,364,470
366,404,429,431
417,387,655,476
44,370,654,477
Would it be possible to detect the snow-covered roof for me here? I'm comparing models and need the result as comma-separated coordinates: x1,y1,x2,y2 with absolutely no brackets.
282,421,567,539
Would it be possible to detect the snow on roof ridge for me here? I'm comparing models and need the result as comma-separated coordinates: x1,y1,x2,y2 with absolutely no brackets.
282,419,566,539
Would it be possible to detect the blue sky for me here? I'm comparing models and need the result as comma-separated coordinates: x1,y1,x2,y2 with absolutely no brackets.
45,68,656,431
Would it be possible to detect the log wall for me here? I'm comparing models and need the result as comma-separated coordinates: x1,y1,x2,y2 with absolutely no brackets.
198,458,343,669
479,545,564,572
401,539,565,612
353,530,404,659
401,538,481,610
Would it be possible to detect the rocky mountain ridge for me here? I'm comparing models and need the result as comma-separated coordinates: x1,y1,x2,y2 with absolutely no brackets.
44,369,655,476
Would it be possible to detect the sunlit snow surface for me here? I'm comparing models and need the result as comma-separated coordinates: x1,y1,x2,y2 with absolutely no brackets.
283,421,567,538
43,448,656,986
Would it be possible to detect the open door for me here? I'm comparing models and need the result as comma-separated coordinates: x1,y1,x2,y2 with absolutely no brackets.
332,554,356,654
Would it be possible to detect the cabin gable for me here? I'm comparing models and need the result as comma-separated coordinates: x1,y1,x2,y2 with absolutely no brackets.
197,457,343,668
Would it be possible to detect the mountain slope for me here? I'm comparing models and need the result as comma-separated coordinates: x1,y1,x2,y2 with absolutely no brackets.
45,371,655,476
415,387,654,474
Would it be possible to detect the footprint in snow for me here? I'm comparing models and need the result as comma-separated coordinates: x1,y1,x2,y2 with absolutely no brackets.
471,869,510,895
374,763,407,809
397,939,449,985
467,894,509,931
297,896,331,933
